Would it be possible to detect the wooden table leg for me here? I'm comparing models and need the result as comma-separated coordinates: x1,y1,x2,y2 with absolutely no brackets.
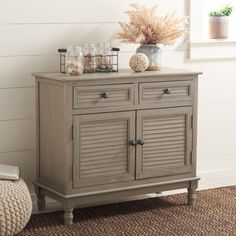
188,181,198,205
64,208,74,225
35,186,46,211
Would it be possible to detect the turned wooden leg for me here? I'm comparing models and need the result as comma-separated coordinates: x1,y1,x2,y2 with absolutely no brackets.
35,186,46,211
37,194,46,211
188,187,196,206
64,208,74,225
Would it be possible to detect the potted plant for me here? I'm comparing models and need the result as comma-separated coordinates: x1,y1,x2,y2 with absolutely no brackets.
209,4,233,39
117,4,188,71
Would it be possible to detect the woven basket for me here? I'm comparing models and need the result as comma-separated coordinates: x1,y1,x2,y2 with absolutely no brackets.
0,179,32,236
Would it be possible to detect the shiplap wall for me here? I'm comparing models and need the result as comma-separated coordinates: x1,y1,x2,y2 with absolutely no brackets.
0,0,236,193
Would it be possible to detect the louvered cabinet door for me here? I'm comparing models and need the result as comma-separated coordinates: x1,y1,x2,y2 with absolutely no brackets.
136,107,193,179
73,111,135,188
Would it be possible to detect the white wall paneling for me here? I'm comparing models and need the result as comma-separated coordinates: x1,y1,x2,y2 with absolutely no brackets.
198,103,236,132
198,168,236,190
0,0,184,24
198,129,236,158
0,87,35,120
0,24,123,56
198,154,236,172
0,56,58,88
0,150,36,181
0,119,35,153
0,24,186,57
198,75,236,105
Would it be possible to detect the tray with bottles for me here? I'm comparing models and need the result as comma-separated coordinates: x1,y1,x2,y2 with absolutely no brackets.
58,45,120,75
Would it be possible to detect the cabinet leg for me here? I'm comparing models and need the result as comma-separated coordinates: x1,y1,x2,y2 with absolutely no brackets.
188,187,196,206
64,208,74,225
37,194,46,211
35,186,46,211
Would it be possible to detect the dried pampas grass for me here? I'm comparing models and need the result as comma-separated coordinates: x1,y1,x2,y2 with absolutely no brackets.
117,4,188,45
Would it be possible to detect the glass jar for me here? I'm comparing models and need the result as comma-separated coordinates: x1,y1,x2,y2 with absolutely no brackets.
96,42,113,72
136,44,161,71
65,46,84,76
83,43,97,73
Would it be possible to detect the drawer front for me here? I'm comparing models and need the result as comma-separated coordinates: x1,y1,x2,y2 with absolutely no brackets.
139,81,193,106
74,84,134,109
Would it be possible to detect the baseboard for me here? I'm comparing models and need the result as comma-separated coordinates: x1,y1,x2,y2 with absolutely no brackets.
197,168,236,190
198,167,236,180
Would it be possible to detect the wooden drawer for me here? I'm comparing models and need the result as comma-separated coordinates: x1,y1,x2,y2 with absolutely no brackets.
139,81,193,106
73,84,134,109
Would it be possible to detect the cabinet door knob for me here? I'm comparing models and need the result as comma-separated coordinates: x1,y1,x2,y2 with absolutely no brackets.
137,139,145,145
163,88,171,95
101,91,109,99
129,140,136,146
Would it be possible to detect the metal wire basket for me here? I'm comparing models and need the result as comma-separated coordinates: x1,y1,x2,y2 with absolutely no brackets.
58,48,120,74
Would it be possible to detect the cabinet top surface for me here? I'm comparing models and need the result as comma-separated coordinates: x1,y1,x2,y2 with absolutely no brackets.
33,68,201,82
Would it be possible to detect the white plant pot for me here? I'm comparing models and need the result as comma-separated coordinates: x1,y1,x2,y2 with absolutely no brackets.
209,16,229,39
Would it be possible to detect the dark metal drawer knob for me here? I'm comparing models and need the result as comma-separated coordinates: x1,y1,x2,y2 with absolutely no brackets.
101,91,109,99
164,88,171,95
137,139,145,145
129,140,136,146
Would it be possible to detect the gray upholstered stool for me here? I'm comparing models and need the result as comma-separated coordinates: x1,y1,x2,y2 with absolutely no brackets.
0,164,32,236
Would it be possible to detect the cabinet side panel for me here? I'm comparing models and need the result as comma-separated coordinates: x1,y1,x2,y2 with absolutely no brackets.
192,77,198,175
38,81,69,192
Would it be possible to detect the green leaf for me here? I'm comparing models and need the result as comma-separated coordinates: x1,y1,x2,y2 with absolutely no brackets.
209,4,233,16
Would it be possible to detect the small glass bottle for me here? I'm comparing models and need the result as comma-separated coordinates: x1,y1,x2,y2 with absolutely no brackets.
103,42,113,72
96,42,103,72
82,43,89,57
96,42,113,72
65,46,84,76
83,43,97,73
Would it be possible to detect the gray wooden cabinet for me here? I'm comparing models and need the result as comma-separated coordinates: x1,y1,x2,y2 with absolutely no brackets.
34,68,201,225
